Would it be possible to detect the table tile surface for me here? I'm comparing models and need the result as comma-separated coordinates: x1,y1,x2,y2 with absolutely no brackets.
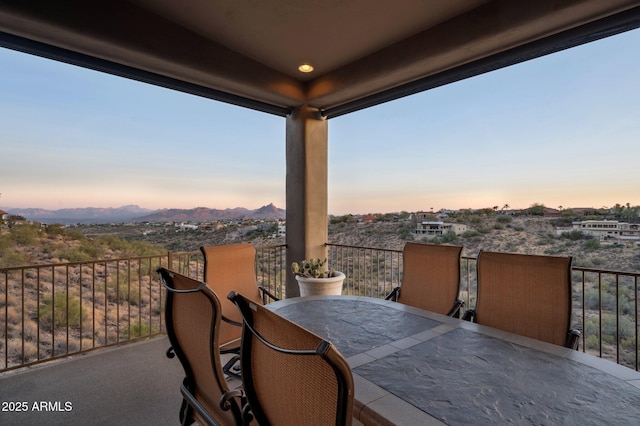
270,296,640,425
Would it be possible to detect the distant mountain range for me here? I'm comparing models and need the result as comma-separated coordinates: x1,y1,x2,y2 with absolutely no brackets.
135,203,285,223
2,203,285,224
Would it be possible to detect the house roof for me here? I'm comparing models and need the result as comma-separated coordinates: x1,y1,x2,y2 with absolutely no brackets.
1,1,639,118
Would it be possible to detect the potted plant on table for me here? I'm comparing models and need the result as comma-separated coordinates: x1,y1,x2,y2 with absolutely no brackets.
291,258,346,297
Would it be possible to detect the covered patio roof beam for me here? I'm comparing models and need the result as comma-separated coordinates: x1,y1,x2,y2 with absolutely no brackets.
321,5,640,119
0,31,292,117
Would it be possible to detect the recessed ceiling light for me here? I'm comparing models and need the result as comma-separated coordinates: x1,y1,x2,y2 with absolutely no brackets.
298,63,314,73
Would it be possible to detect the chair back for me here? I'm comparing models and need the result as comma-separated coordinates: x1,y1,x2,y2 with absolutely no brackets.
158,268,241,426
475,251,573,347
229,292,354,426
201,244,261,350
399,242,463,315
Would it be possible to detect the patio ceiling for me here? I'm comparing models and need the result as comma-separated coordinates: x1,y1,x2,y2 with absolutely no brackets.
1,0,640,118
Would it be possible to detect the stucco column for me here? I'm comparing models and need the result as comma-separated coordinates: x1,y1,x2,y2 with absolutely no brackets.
285,105,328,298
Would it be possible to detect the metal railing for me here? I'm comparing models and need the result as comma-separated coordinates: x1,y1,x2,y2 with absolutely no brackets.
0,244,286,372
327,243,640,371
2,243,637,372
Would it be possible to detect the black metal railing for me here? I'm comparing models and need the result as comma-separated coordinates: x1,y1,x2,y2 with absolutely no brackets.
2,243,637,372
0,244,286,372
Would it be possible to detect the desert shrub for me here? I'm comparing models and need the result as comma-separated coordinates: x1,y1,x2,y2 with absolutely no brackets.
528,203,545,216
0,247,29,268
62,228,87,241
0,233,11,251
10,224,41,245
432,232,459,244
45,225,85,240
504,243,518,252
39,292,88,331
330,214,356,224
584,284,634,315
560,229,590,241
583,239,600,250
58,238,108,261
585,314,635,347
57,245,101,262
602,314,635,343
120,322,158,339
552,217,575,226
398,224,413,239
572,256,593,267
107,275,141,306
590,256,604,266
496,215,512,224
22,340,39,361
125,240,165,256
461,230,479,238
585,334,600,350
536,236,554,245
6,305,24,326
98,235,130,252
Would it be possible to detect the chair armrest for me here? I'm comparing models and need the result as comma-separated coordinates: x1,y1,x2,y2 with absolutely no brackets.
461,308,475,322
222,315,243,328
258,286,280,303
385,286,400,301
447,299,465,318
566,329,581,350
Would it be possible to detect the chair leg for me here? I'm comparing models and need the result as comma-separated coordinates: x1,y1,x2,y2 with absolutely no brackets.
179,379,195,426
223,354,241,380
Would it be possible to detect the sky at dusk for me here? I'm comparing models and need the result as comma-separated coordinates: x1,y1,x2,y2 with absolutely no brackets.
1,28,639,216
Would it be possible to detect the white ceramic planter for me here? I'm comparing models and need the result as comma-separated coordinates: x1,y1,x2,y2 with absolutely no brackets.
295,272,346,297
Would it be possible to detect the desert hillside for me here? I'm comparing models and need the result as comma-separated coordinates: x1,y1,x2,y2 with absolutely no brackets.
71,214,640,273
327,214,639,272
2,213,638,273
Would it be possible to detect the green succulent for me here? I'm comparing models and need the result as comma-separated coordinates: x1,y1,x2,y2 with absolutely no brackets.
291,258,335,278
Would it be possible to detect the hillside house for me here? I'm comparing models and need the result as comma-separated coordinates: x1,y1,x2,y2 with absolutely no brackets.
558,220,640,241
415,221,468,239
175,223,199,231
269,221,286,238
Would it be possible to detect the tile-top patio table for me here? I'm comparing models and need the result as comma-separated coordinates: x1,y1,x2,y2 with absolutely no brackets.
267,295,640,426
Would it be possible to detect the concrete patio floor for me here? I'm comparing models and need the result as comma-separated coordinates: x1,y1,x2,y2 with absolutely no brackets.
0,336,185,425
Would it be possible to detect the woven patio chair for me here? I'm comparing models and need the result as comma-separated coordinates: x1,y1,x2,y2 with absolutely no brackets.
201,244,279,379
385,242,464,317
228,291,354,426
158,268,244,426
462,251,581,349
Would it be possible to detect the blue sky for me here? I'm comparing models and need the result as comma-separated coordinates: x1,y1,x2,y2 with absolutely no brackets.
1,28,639,215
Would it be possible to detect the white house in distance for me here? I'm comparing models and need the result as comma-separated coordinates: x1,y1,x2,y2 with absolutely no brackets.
415,221,468,239
559,220,640,241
